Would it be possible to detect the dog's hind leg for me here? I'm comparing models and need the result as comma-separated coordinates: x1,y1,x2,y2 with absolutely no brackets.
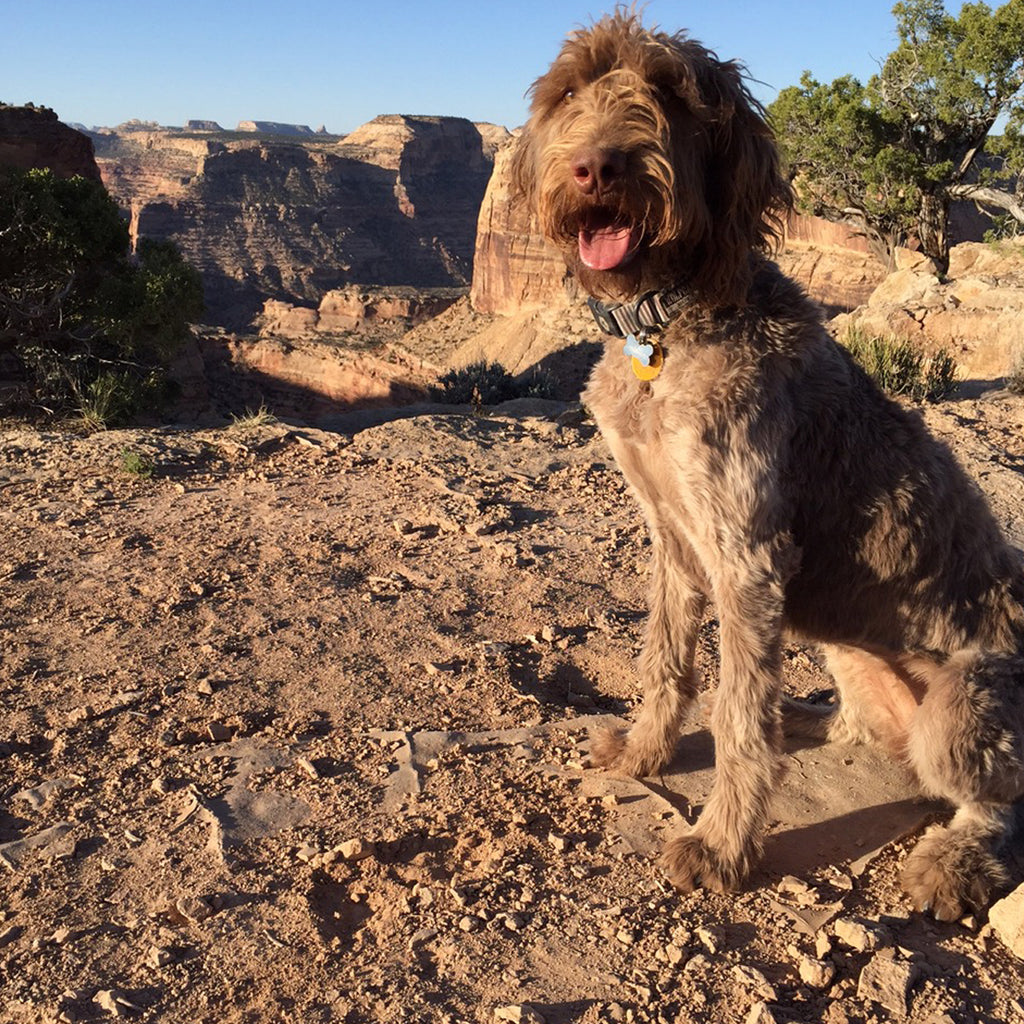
903,650,1024,919
592,526,707,777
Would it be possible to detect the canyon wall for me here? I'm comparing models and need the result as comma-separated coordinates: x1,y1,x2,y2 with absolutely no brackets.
92,116,506,329
0,105,101,181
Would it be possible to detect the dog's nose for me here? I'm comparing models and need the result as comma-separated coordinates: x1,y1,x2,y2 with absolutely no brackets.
571,148,627,195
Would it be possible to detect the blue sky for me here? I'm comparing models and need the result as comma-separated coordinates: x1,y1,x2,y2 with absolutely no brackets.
6,1,908,133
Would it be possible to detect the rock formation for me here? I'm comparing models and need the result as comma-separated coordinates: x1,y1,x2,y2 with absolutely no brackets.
0,105,102,181
833,243,1024,382
236,121,316,135
92,115,500,329
258,285,463,338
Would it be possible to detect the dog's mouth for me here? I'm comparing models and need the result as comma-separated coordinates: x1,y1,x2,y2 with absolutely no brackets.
578,209,642,271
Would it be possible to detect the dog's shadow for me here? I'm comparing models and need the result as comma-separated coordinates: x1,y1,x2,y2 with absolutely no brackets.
583,724,942,879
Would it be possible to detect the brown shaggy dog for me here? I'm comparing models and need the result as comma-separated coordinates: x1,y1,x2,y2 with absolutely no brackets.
512,10,1024,919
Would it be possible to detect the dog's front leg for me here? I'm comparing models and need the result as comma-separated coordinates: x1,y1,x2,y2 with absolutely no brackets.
592,525,707,776
662,554,785,892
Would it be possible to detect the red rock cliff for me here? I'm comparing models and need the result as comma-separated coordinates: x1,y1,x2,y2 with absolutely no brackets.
0,105,102,181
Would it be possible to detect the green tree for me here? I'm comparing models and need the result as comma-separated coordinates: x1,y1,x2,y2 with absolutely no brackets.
0,166,203,423
770,0,1024,265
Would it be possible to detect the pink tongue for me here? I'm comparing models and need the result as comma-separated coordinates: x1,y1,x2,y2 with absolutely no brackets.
579,223,634,270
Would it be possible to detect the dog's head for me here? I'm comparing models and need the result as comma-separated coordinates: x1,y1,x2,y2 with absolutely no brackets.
512,10,792,308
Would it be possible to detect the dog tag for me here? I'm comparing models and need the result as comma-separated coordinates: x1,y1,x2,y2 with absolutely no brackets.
622,337,663,382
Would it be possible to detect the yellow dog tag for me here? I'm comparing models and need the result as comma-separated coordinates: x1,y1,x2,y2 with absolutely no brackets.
624,333,663,381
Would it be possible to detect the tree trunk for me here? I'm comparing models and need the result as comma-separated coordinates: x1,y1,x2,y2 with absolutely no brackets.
916,191,950,267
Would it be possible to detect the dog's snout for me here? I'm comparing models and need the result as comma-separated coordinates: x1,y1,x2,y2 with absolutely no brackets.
571,147,627,195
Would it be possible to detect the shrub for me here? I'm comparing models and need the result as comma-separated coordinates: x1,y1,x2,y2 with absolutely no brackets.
0,166,203,423
230,403,278,428
120,448,156,477
430,361,518,406
840,328,958,402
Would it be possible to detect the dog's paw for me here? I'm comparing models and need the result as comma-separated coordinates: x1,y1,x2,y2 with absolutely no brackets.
901,825,1008,921
661,834,746,894
588,726,671,777
588,726,627,768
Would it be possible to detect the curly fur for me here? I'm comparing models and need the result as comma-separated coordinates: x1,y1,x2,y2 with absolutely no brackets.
515,10,1024,917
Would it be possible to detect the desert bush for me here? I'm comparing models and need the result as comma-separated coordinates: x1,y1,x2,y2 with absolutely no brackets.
430,360,562,407
0,167,203,425
430,361,518,406
840,327,958,402
120,448,156,477
230,403,278,429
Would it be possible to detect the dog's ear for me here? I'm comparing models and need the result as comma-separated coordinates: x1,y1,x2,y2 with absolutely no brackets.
695,58,794,305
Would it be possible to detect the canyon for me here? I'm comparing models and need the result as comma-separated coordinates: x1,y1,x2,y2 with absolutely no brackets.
90,116,506,330
3,104,1021,419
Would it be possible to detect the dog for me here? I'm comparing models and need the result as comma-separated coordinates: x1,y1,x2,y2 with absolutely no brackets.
511,10,1024,920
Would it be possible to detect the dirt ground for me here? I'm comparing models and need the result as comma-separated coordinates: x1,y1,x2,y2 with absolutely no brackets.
2,381,1024,1024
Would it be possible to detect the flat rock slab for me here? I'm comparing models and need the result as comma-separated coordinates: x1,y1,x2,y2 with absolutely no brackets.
377,714,937,880
577,723,938,878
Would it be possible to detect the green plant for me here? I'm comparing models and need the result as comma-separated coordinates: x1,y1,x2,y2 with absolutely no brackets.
521,365,560,399
429,361,518,406
120,448,155,477
230,403,278,428
840,327,958,401
770,0,1024,266
0,161,203,421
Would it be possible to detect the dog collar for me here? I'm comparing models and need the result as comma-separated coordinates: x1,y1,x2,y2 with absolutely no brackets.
587,286,692,382
586,285,693,338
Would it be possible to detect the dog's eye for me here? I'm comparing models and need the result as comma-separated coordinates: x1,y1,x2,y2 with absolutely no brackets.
562,88,575,103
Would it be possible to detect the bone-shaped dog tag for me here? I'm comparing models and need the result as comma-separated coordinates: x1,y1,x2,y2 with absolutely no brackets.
624,333,663,381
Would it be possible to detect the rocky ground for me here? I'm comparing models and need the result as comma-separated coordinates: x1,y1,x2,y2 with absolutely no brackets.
2,385,1024,1024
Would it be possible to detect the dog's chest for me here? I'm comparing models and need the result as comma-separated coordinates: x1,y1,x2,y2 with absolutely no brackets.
582,341,726,516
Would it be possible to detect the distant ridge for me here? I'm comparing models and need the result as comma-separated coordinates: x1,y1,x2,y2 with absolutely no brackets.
236,120,314,136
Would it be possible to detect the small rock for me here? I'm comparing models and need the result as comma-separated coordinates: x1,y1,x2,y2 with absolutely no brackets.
615,928,635,946
459,915,484,933
665,942,685,965
147,945,174,968
815,932,833,959
409,927,439,949
696,925,725,954
150,777,172,795
732,965,777,1001
834,916,888,952
94,990,142,1016
798,956,836,988
988,882,1024,958
778,875,811,895
745,1001,778,1024
175,896,214,924
296,756,319,779
0,924,22,948
547,832,569,853
206,721,232,742
337,838,373,861
494,1005,546,1024
857,952,918,1016
296,844,319,863
684,953,709,974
